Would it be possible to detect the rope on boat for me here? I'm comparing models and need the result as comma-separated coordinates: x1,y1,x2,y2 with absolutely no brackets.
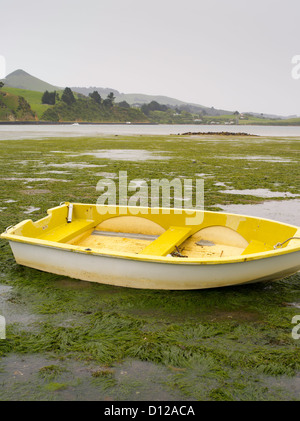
274,237,300,249
171,246,188,258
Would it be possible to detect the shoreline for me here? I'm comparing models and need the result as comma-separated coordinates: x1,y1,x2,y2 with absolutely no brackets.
0,121,157,125
0,121,300,127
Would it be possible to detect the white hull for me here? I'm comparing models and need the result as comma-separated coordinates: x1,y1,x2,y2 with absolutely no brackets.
9,240,300,290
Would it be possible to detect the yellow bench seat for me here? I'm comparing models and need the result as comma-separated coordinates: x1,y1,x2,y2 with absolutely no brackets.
38,219,95,243
241,240,272,255
139,226,192,256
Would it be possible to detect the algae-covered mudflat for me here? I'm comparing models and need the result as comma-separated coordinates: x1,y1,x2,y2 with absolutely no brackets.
0,133,300,401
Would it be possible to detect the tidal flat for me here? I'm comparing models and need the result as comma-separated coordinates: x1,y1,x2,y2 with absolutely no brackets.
0,133,299,401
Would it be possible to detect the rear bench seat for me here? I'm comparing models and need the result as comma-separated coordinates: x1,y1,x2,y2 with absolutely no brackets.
38,219,95,243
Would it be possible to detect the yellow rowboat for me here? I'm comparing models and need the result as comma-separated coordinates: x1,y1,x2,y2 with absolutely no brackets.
1,202,300,290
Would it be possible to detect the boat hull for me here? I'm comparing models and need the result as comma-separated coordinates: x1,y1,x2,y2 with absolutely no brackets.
9,240,300,290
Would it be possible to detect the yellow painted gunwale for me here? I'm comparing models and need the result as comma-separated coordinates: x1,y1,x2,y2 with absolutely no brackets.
1,203,300,265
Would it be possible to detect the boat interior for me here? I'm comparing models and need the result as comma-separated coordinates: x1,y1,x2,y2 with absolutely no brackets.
7,203,300,259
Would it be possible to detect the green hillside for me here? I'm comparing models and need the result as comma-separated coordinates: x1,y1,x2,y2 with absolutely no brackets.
0,84,148,123
41,95,149,123
4,69,217,114
1,69,299,125
2,86,55,118
3,68,298,123
0,90,36,121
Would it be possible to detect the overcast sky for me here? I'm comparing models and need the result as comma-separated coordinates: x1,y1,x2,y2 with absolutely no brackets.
1,0,300,116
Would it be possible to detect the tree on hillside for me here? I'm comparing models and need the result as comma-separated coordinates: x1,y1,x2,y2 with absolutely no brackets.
103,92,115,108
42,90,58,105
0,82,4,89
141,101,169,116
118,101,130,108
89,90,102,104
107,92,115,102
61,87,76,105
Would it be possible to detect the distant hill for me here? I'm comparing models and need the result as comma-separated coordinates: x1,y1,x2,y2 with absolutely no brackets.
245,111,299,120
1,69,60,92
2,69,297,120
1,69,234,116
72,86,196,107
72,86,233,116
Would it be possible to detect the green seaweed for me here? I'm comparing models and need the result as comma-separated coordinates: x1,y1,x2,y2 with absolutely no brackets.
0,134,299,401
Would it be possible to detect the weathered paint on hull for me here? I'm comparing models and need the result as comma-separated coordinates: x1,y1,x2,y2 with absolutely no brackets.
9,240,300,290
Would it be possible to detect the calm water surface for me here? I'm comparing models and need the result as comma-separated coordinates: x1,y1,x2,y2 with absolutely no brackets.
1,124,300,140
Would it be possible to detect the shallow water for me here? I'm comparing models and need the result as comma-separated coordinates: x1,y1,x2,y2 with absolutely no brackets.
23,206,40,214
67,149,171,161
2,177,69,183
220,155,296,163
219,199,300,225
220,188,299,198
0,354,189,401
39,170,72,175
47,162,105,169
95,172,117,178
1,124,300,140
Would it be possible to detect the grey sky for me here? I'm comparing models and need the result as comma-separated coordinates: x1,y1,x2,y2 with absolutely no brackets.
1,0,300,115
